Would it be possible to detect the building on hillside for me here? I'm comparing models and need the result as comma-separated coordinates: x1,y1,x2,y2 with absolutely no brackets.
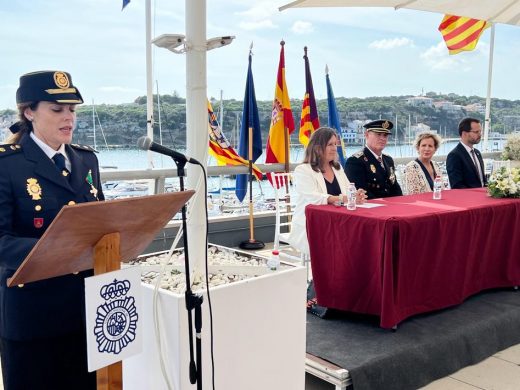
434,101,465,113
406,96,434,108
465,103,486,114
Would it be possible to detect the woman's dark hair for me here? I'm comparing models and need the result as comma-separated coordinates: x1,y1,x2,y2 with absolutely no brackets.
458,117,480,136
5,102,38,144
303,127,340,172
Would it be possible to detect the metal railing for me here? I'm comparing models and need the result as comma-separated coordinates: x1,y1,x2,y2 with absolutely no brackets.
101,152,502,194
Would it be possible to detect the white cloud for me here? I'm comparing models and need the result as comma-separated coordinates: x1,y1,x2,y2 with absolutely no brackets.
239,20,277,31
420,41,473,71
368,37,414,50
291,21,314,35
235,2,279,31
235,2,278,19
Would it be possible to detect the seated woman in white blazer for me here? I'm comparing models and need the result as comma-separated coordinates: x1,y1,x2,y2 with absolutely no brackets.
288,127,366,255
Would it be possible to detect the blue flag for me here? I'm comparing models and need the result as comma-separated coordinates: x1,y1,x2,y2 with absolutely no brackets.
326,68,346,166
122,0,130,10
236,51,262,202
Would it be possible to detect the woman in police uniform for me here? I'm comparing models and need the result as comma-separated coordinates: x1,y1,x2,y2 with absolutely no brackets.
0,71,103,390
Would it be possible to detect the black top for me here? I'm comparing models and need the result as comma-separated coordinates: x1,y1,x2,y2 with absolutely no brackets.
415,159,437,191
325,174,341,196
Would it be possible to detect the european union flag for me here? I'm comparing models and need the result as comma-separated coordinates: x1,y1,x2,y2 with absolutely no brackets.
122,0,131,10
326,67,346,166
236,51,262,202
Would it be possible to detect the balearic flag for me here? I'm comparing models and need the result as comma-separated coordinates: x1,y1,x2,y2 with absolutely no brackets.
265,41,295,184
326,66,346,166
207,100,262,183
438,15,490,55
236,49,263,202
299,47,320,147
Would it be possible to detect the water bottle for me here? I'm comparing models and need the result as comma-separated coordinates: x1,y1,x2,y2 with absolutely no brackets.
433,175,442,200
346,183,357,210
267,250,280,271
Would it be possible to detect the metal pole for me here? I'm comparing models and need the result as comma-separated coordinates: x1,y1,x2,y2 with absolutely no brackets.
185,0,208,276
483,23,495,152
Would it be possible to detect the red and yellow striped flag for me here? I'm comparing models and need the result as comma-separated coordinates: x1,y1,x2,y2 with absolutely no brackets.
299,47,320,147
208,100,262,180
265,41,295,183
438,15,490,55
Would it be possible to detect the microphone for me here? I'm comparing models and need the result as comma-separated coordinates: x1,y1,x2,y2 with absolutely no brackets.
137,136,200,164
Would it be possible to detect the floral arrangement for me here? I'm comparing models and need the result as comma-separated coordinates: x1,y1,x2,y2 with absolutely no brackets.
487,167,520,198
502,133,520,161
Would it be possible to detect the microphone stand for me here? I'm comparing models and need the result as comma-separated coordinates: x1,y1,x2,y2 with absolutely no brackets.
173,157,203,390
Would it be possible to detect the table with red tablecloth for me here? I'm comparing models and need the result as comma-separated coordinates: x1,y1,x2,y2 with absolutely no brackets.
305,188,520,328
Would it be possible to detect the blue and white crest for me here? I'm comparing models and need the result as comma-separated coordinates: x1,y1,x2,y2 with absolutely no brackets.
94,278,139,355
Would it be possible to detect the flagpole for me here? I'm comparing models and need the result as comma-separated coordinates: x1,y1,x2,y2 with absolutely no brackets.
239,45,264,250
483,23,495,152
239,125,265,249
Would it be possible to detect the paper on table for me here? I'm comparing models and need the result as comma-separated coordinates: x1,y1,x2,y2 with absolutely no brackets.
357,203,385,208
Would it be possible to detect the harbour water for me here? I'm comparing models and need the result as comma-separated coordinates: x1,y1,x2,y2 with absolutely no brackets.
97,140,505,170
99,139,506,209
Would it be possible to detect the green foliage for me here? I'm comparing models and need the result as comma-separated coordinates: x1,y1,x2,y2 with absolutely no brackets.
31,91,520,148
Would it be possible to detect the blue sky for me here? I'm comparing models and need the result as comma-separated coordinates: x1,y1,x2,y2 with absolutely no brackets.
2,0,520,109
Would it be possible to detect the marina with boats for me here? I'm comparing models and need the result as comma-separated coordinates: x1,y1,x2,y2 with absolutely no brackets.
2,1,520,389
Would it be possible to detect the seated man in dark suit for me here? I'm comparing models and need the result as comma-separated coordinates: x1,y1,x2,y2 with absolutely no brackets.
344,119,402,199
447,117,487,189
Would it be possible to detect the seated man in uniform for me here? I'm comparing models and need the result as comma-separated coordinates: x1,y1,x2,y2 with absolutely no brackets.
344,119,403,200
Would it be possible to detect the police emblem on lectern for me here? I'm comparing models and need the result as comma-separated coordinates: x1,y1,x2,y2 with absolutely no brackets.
94,279,139,354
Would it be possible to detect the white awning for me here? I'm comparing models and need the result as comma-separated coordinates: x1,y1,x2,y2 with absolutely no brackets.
279,0,520,27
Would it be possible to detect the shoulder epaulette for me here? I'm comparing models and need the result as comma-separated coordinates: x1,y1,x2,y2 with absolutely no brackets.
70,143,98,153
0,144,22,157
352,150,364,158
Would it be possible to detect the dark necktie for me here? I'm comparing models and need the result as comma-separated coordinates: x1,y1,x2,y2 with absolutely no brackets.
470,149,483,186
52,153,70,178
377,156,385,170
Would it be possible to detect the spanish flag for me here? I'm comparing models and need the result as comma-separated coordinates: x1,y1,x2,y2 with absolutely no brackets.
438,15,490,55
299,47,320,147
265,41,295,182
207,100,262,181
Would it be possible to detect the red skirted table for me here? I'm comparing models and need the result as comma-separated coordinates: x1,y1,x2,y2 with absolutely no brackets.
305,188,520,328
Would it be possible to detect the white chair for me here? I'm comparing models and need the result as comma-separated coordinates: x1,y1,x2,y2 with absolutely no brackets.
271,172,311,279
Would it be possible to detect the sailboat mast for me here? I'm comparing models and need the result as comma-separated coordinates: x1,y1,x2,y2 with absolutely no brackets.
219,90,224,132
156,80,163,146
92,99,97,150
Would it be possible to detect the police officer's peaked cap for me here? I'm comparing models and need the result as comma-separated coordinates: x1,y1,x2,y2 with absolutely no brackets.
16,70,83,104
363,119,393,134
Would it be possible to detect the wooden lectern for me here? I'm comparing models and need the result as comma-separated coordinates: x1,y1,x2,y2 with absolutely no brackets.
8,191,194,390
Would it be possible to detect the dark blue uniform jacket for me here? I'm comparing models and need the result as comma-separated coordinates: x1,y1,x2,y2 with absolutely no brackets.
0,134,104,340
344,147,403,200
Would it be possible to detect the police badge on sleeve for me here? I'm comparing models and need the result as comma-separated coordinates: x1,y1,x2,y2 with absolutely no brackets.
85,267,142,372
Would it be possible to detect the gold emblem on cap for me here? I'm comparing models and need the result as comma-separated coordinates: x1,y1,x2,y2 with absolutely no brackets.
26,178,42,200
0,147,5,152
54,72,70,89
382,121,390,129
370,164,376,173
